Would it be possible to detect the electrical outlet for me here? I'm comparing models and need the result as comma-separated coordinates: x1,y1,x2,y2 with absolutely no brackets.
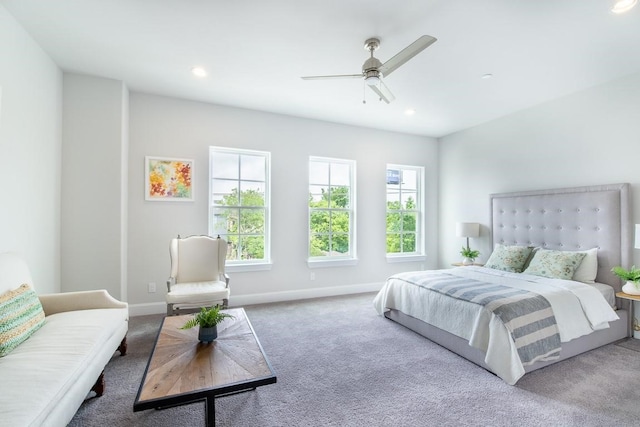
310,272,315,281
148,282,156,293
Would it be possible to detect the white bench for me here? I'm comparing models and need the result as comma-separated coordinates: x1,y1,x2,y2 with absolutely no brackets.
0,252,128,426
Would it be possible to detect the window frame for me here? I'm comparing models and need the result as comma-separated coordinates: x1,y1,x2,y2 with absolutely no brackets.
385,163,425,262
307,156,357,268
209,146,271,272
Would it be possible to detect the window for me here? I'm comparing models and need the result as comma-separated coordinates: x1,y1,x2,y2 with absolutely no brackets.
308,157,356,265
386,164,424,258
209,147,270,269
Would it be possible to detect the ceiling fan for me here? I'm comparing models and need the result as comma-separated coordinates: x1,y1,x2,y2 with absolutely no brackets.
301,35,437,104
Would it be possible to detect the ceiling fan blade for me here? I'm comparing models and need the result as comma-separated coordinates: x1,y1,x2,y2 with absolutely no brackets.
301,74,363,80
378,35,437,77
368,80,395,104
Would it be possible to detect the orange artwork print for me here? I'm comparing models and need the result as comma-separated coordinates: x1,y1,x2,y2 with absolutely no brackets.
146,157,194,201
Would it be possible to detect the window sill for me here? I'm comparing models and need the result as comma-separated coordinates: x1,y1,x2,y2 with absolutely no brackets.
386,254,427,263
226,262,273,273
307,258,359,269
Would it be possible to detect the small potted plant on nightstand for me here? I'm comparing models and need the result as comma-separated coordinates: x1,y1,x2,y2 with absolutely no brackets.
180,305,234,342
612,265,640,295
460,247,480,265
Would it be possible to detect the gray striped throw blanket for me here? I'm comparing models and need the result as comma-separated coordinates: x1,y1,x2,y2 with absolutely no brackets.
400,271,561,366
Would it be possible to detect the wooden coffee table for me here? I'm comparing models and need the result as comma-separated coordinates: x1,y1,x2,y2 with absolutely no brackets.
133,308,276,426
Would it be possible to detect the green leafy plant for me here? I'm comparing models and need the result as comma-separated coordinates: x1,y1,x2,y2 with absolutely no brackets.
611,265,640,283
460,247,480,260
180,305,234,330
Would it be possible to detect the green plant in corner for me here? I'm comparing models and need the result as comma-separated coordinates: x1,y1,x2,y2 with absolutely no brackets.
460,247,480,261
611,265,640,284
180,305,234,330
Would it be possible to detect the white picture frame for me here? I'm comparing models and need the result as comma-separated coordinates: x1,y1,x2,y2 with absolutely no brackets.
145,156,194,202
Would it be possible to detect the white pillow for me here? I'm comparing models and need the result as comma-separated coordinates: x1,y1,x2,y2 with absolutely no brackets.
571,248,598,283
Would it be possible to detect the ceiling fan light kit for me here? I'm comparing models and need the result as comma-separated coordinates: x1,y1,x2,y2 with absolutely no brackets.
302,35,437,104
365,76,380,86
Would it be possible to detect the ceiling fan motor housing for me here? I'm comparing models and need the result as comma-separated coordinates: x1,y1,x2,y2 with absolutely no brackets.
363,57,382,85
363,38,383,85
362,56,382,72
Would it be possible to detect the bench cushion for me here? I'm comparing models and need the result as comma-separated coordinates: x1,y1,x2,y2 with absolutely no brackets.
0,307,128,426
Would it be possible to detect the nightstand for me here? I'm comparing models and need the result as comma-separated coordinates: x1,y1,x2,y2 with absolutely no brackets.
615,292,640,339
451,263,484,267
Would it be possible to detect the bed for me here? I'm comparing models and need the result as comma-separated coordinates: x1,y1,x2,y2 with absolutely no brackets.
374,183,631,385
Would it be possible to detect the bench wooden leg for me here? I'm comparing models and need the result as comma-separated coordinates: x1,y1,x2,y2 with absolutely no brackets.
117,336,127,356
91,371,105,397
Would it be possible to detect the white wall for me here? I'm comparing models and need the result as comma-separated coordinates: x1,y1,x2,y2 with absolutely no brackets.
0,5,62,293
128,93,439,310
13,2,639,305
61,74,128,298
439,71,640,268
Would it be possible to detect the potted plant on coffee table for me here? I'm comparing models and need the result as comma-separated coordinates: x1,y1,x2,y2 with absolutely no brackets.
180,305,234,342
612,265,640,295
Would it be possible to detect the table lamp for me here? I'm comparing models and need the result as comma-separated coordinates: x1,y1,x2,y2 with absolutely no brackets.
456,222,480,251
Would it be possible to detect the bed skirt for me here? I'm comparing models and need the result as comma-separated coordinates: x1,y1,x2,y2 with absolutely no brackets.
385,308,629,376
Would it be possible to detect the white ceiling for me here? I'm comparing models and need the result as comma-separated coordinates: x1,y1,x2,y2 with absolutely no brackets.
3,0,640,137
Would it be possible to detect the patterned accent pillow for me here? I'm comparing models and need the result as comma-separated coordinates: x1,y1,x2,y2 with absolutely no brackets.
0,284,46,357
523,249,587,280
485,244,533,273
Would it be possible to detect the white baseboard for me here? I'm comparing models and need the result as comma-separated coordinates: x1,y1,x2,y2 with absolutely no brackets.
230,282,383,307
128,302,166,317
128,282,384,317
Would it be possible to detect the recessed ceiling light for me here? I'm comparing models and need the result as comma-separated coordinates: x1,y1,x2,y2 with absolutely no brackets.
404,108,416,116
481,73,494,79
191,67,207,78
611,0,637,14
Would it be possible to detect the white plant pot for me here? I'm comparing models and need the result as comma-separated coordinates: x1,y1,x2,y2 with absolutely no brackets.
622,281,640,295
462,257,475,265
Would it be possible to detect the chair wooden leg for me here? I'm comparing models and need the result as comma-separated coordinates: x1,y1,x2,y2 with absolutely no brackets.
167,303,174,316
223,298,229,308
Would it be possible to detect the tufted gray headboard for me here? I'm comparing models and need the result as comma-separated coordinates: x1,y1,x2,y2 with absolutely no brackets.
490,183,631,291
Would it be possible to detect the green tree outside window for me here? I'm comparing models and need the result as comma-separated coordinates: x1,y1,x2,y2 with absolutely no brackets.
309,186,351,256
386,165,422,255
214,188,266,261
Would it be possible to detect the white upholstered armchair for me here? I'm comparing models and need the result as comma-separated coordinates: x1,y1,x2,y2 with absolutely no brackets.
165,235,230,316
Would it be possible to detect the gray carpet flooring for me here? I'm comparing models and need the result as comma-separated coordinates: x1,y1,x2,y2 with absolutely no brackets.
69,293,640,426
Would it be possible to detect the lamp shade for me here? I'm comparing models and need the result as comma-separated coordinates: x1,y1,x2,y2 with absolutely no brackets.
635,224,640,249
456,222,480,238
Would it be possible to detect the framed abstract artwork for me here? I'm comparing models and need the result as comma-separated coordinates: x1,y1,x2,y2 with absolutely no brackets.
145,156,194,201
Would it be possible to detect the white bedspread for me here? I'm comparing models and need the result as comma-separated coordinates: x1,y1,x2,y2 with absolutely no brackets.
373,266,619,385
